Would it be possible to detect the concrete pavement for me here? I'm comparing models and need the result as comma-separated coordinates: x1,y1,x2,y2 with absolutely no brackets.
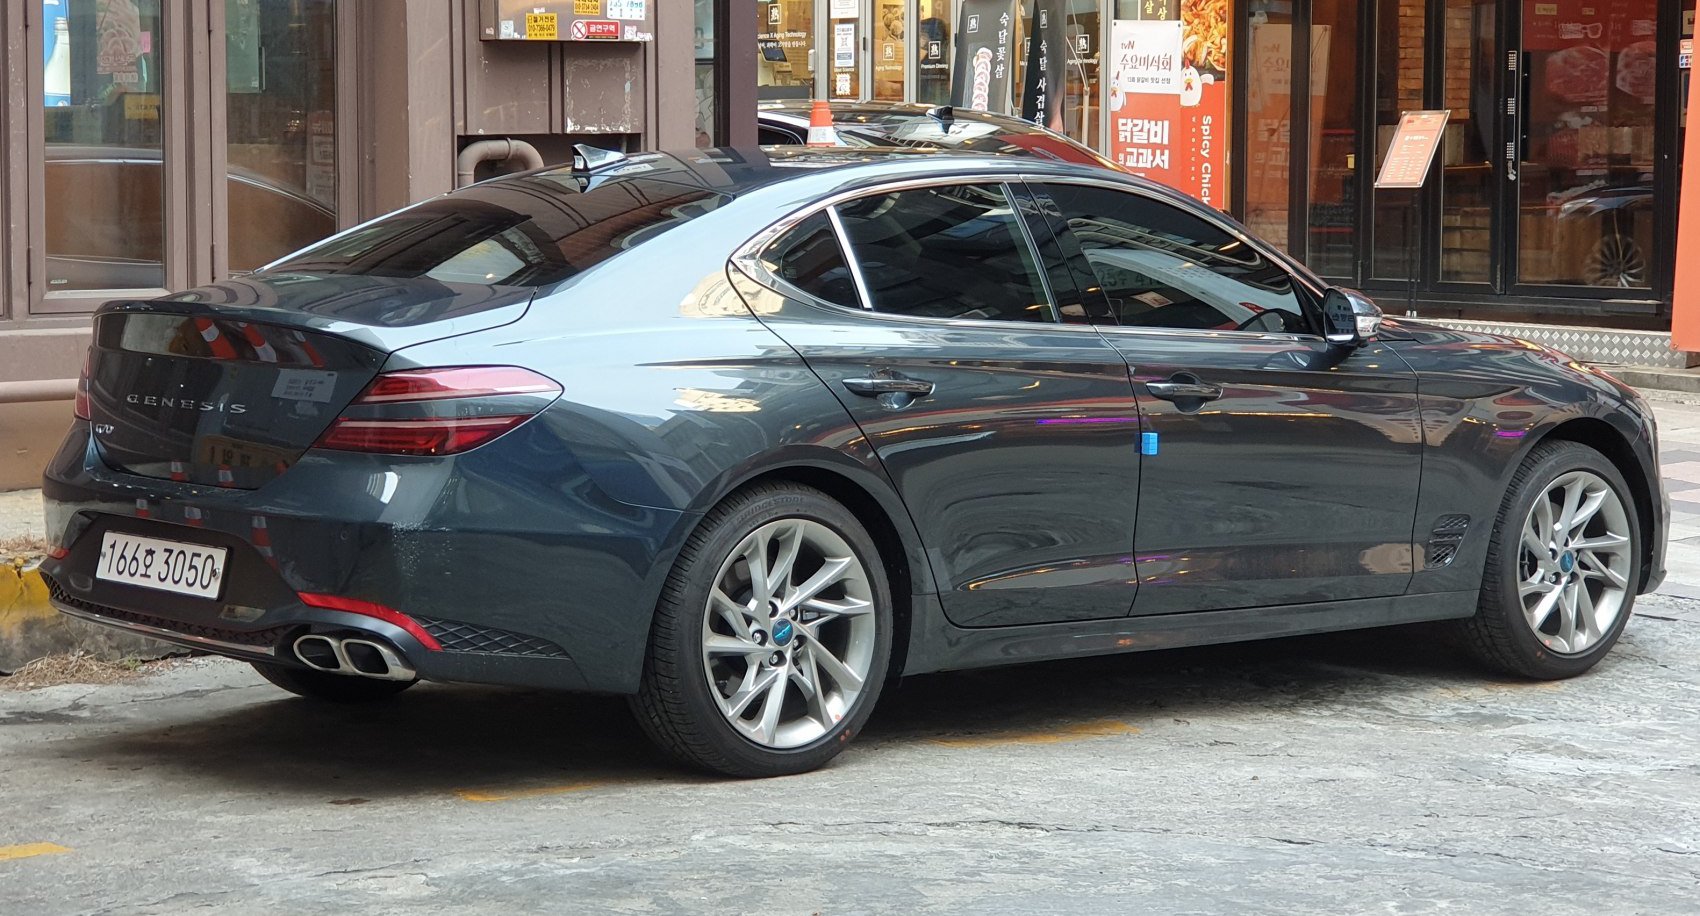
2,391,1700,913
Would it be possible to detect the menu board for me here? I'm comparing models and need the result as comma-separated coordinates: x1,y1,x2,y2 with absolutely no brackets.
1375,110,1451,189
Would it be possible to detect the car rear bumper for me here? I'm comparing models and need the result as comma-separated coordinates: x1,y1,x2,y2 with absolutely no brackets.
41,424,694,693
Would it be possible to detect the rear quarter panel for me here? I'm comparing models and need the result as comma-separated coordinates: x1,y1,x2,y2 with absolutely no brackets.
389,207,936,686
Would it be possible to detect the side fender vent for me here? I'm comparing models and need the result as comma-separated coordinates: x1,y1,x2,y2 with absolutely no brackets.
1426,515,1471,568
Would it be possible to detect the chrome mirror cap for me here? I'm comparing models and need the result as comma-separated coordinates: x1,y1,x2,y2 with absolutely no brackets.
1323,287,1383,347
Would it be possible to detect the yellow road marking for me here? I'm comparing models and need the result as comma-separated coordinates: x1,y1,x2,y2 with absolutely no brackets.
454,782,604,803
0,843,71,863
931,719,1140,748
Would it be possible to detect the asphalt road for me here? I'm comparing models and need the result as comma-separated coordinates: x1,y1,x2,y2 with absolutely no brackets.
3,594,1698,915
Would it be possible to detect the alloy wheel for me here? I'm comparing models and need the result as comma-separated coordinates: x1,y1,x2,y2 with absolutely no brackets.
700,518,877,749
1517,470,1633,655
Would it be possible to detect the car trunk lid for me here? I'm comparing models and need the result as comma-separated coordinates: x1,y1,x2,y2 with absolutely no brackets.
88,276,534,489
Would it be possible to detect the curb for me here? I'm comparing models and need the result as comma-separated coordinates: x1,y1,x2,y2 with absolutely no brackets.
0,561,175,675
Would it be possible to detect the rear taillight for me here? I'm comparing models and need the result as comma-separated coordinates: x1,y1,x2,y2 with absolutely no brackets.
315,366,560,457
73,349,92,420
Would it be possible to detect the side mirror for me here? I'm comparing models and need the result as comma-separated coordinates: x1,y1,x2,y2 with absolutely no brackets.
1323,287,1383,348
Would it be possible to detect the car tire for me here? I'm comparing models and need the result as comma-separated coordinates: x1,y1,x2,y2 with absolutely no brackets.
250,660,417,702
630,482,893,777
1455,440,1641,680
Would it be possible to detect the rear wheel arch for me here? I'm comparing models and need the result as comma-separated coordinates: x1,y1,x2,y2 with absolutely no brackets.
657,457,931,681
717,464,925,679
1523,416,1656,591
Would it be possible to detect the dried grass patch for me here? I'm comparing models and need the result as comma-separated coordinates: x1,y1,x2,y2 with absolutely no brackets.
1,651,151,690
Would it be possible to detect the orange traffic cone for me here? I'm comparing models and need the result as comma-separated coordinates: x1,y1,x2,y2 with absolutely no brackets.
806,100,839,148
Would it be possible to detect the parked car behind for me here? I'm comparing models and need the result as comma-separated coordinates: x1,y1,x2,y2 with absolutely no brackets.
758,99,1119,171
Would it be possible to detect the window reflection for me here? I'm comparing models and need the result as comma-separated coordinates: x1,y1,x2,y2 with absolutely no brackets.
43,0,166,293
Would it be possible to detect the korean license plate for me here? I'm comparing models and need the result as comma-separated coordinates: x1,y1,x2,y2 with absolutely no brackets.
96,532,228,600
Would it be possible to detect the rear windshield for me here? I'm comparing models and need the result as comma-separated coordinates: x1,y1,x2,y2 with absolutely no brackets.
266,173,731,288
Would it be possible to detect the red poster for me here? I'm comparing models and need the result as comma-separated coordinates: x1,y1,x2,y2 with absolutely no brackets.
1107,3,1231,208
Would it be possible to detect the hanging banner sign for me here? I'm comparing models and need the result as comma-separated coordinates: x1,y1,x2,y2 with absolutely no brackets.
1020,0,1069,130
1107,7,1230,209
1375,110,1451,189
951,0,1017,113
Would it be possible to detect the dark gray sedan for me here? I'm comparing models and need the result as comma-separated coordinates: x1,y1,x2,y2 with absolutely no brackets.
42,147,1666,776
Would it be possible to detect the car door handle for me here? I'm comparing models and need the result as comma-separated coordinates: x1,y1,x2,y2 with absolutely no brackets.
843,376,935,398
1146,379,1223,402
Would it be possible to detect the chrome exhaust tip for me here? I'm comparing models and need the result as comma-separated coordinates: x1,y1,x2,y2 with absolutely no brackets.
291,634,417,682
293,634,343,672
341,638,417,681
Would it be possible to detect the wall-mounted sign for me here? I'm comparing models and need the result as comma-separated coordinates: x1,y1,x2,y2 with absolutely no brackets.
480,0,653,41
527,13,559,40
1375,110,1451,189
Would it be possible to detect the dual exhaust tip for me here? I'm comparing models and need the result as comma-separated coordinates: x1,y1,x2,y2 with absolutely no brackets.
293,634,416,681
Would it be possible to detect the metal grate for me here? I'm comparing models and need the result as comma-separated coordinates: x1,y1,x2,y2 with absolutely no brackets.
41,574,290,648
1426,515,1471,568
413,616,570,658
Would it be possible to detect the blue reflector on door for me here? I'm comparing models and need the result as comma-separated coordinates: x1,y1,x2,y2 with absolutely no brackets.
1141,432,1159,456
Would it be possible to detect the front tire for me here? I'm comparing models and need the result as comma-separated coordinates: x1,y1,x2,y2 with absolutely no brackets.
1456,441,1641,679
250,660,417,702
631,482,893,777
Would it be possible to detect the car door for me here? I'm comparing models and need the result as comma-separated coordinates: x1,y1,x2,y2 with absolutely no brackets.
735,180,1143,628
1027,179,1423,615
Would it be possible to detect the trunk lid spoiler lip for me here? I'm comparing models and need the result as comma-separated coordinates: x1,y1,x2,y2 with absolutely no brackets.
94,275,539,354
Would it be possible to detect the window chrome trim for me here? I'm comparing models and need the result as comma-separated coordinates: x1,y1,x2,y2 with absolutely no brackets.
824,204,874,310
731,173,1083,333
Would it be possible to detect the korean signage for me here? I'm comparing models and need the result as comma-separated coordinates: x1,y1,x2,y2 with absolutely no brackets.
1375,110,1451,189
951,0,1017,113
1108,1,1232,208
481,0,653,41
1020,0,1068,130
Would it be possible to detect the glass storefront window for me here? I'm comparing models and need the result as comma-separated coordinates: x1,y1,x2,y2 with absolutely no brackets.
873,0,907,101
917,0,955,105
695,0,717,146
1517,0,1656,288
223,0,337,273
43,0,166,293
1307,0,1357,279
1371,0,1426,280
1242,4,1295,249
759,0,817,101
1437,0,1494,284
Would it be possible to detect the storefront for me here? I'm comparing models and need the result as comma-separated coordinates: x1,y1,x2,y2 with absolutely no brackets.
758,0,1693,325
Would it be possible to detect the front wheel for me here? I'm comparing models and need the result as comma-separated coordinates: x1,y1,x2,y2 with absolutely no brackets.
1455,441,1641,679
630,482,893,777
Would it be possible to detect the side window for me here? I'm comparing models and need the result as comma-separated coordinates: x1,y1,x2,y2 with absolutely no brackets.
834,183,1054,323
1040,183,1312,334
758,212,861,308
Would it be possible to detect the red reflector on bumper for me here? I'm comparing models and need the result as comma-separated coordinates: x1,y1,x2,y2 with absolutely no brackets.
297,592,443,652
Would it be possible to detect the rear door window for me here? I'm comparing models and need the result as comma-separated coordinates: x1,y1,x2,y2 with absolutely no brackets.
834,183,1055,323
1037,182,1314,334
